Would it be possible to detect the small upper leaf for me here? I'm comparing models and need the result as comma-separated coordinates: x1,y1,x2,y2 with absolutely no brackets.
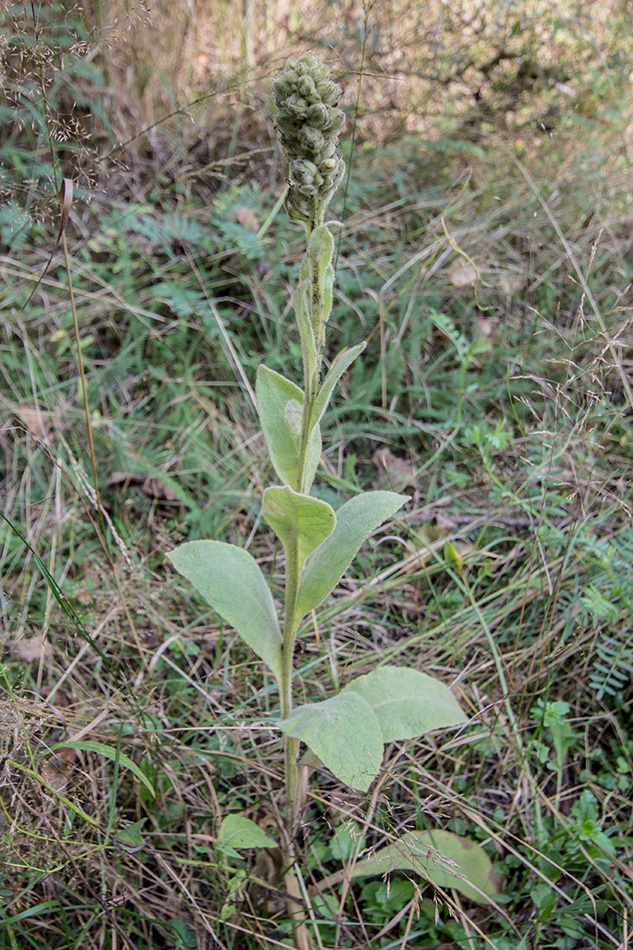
294,278,317,385
345,828,503,904
307,225,335,279
295,490,407,619
167,540,282,682
306,225,335,328
280,692,383,792
342,666,466,742
256,365,321,489
311,342,366,429
263,486,335,574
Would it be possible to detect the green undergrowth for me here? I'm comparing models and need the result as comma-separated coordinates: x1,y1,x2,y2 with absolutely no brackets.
2,72,633,950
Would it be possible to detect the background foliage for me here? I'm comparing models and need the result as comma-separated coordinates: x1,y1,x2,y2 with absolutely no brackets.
1,1,633,948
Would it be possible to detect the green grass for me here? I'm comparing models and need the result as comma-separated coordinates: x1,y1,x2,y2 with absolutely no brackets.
2,12,633,949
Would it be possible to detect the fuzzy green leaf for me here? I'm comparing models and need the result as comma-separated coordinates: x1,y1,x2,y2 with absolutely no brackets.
311,342,366,429
346,829,503,904
295,490,408,619
307,227,334,321
301,226,335,349
217,815,277,855
320,260,334,327
342,666,466,742
167,540,282,681
307,225,334,279
256,364,321,489
263,486,335,573
280,692,383,792
294,278,317,384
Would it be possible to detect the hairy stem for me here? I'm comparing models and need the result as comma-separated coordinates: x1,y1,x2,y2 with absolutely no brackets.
280,538,300,833
279,488,312,949
280,374,316,831
278,220,327,950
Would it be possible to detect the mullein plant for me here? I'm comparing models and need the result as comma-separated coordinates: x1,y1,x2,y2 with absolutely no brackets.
168,52,500,949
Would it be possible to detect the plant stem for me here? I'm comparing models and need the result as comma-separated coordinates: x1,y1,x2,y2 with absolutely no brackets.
280,534,301,831
280,422,309,834
295,217,324,495
280,518,313,949
278,222,327,950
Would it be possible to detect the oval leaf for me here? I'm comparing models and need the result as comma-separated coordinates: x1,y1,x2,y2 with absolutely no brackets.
167,540,282,681
295,491,408,619
218,815,277,854
51,740,155,798
342,666,466,742
263,486,335,573
256,364,321,489
347,828,503,904
280,692,383,793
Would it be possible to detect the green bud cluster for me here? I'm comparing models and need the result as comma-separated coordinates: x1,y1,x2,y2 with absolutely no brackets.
273,51,346,228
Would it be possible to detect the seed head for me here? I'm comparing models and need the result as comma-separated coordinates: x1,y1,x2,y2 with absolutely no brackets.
274,52,346,227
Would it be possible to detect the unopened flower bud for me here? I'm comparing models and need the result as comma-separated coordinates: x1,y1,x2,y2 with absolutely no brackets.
274,51,346,227
299,126,324,153
290,159,318,186
306,102,330,129
298,76,317,100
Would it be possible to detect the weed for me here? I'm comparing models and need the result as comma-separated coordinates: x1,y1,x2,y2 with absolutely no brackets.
167,53,497,950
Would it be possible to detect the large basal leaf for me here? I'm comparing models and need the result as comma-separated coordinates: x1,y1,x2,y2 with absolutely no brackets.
347,829,503,904
295,490,408,619
280,692,384,792
263,486,335,574
256,364,321,489
342,666,467,742
311,342,366,429
167,540,282,681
